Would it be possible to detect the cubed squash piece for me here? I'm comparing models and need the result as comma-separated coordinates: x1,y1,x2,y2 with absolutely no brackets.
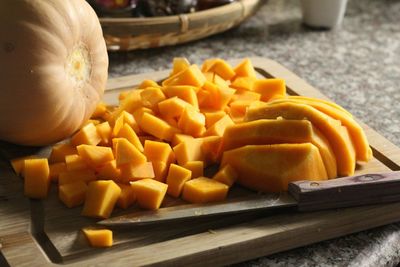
138,79,160,89
171,57,190,76
201,136,223,164
71,123,101,146
164,86,199,109
130,179,168,210
96,160,121,181
173,138,204,165
183,161,204,178
114,138,147,167
204,115,234,137
24,159,50,199
82,228,113,248
139,112,180,141
120,162,155,182
49,143,77,163
233,58,257,78
82,180,121,219
213,164,238,187
171,133,194,147
10,155,37,176
140,87,166,111
116,183,136,209
77,145,114,168
204,110,227,128
162,64,206,87
91,102,108,119
166,164,192,198
182,177,229,204
208,59,236,80
152,161,168,183
65,154,88,171
58,169,97,185
158,97,193,120
113,111,140,136
144,140,174,163
177,107,206,137
49,162,67,182
252,79,286,102
115,123,144,152
96,121,112,146
59,181,88,208
230,76,256,91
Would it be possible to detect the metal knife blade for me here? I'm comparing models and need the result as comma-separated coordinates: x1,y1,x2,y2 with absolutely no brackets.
98,192,297,227
98,172,400,227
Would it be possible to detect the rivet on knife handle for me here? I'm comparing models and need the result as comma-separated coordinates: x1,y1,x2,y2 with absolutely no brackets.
288,171,400,212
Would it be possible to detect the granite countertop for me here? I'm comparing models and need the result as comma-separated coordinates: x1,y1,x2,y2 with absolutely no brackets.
108,0,400,266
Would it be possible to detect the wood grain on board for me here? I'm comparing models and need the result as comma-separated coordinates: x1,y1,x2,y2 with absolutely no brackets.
1,57,400,266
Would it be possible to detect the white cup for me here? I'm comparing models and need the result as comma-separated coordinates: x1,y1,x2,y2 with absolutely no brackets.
300,0,348,29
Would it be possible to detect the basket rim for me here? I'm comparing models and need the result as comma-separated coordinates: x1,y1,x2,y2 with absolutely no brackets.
99,0,259,25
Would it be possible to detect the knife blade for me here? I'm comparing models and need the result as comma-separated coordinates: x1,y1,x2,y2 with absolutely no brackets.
98,171,400,227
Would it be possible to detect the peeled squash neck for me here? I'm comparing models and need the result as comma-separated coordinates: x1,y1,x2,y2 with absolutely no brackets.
0,0,108,146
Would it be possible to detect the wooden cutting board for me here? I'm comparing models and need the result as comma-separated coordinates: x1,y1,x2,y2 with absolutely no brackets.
1,57,400,267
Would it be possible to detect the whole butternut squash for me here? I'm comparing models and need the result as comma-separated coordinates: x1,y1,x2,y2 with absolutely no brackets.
0,0,108,145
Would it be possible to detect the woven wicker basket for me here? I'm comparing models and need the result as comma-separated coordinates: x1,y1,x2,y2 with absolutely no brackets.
100,0,263,51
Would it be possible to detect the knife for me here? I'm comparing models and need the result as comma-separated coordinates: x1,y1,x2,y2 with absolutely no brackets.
98,171,400,227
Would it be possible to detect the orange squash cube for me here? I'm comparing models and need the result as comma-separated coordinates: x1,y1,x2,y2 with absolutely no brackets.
201,58,219,72
253,78,286,102
213,164,238,187
230,76,257,91
114,138,146,167
162,64,206,87
177,107,206,137
49,162,67,182
82,228,113,248
82,180,121,219
130,179,168,210
158,97,193,120
204,115,234,137
166,164,192,198
171,57,190,76
201,136,223,164
49,143,77,163
96,160,121,181
91,102,108,119
140,87,166,111
132,107,154,126
119,89,143,114
59,181,88,208
96,121,112,146
65,154,88,171
208,59,236,80
139,112,180,141
138,79,160,89
152,161,169,183
10,155,36,176
71,123,101,146
183,161,204,178
115,123,144,152
24,158,50,199
116,183,136,209
112,110,140,136
58,169,97,185
164,86,199,109
143,140,174,163
173,138,205,166
204,110,227,128
171,133,194,147
120,162,155,182
182,177,229,204
77,145,114,168
233,58,257,78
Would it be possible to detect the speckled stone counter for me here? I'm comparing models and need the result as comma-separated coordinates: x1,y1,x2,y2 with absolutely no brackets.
108,0,400,266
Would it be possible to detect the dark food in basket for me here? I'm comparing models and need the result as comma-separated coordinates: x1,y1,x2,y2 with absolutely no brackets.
89,0,236,17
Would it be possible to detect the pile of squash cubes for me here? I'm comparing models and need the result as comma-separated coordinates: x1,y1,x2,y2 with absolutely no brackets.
11,57,372,247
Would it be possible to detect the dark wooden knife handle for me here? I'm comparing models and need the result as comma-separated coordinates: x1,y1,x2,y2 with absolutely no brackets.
288,171,400,211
